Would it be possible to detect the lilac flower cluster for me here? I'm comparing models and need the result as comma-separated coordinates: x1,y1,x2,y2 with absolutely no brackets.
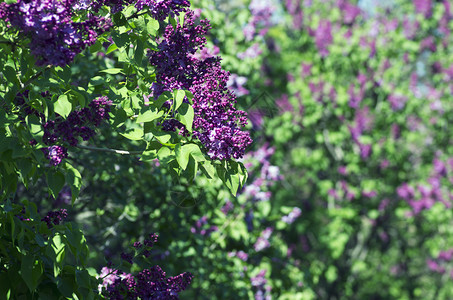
89,0,190,19
148,10,252,160
346,105,373,160
253,227,273,252
310,19,333,57
426,248,453,277
243,0,275,41
284,0,303,29
240,144,282,202
0,0,111,66
228,250,248,262
281,207,302,224
99,234,193,299
41,208,68,228
397,156,453,215
190,215,218,236
41,96,112,165
308,79,337,104
328,180,357,202
337,0,361,25
250,269,272,300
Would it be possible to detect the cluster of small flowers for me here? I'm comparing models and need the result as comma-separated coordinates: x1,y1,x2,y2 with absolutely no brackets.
336,0,361,25
42,145,69,166
284,0,303,29
397,156,453,215
253,227,273,252
281,207,302,224
99,234,193,299
190,215,218,236
308,79,337,104
89,0,190,19
328,179,357,201
309,19,333,57
347,105,373,159
250,269,272,300
136,0,190,21
240,144,282,202
243,0,275,41
41,208,68,228
131,233,159,258
426,248,453,277
41,96,112,165
0,0,111,66
228,250,248,262
148,10,252,160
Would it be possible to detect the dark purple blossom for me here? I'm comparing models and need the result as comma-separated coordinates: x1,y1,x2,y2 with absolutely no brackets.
41,208,68,228
0,0,111,66
42,145,68,166
148,11,252,160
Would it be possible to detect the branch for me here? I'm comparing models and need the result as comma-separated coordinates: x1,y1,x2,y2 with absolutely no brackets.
20,66,52,91
76,144,143,155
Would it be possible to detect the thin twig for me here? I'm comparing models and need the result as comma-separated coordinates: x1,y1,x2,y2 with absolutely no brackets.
20,66,52,91
76,144,143,155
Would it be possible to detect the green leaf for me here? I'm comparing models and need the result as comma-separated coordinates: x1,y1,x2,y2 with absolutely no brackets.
106,43,118,54
100,68,124,75
134,39,144,65
147,19,159,36
2,65,19,85
54,94,72,119
157,147,174,164
175,144,189,170
173,90,185,111
177,103,194,132
200,161,216,179
75,270,92,289
120,127,144,140
64,163,82,205
46,170,65,198
151,129,171,144
21,254,43,292
89,40,102,53
177,144,205,170
111,32,129,48
136,108,163,123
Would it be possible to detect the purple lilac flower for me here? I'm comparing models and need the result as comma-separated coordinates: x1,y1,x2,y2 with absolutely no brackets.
281,207,302,224
100,235,194,299
38,96,112,165
237,43,263,59
148,11,252,160
438,249,453,261
388,94,408,111
243,0,274,40
337,0,361,25
420,36,437,52
402,17,419,40
41,208,68,228
0,0,111,66
227,74,249,97
41,145,68,166
413,0,432,18
313,20,333,57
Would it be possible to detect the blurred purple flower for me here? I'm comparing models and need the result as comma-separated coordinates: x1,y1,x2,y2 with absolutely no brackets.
413,0,432,18
313,20,333,57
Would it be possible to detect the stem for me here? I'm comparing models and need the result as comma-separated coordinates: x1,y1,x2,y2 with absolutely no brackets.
0,40,15,46
20,66,52,91
76,144,143,155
